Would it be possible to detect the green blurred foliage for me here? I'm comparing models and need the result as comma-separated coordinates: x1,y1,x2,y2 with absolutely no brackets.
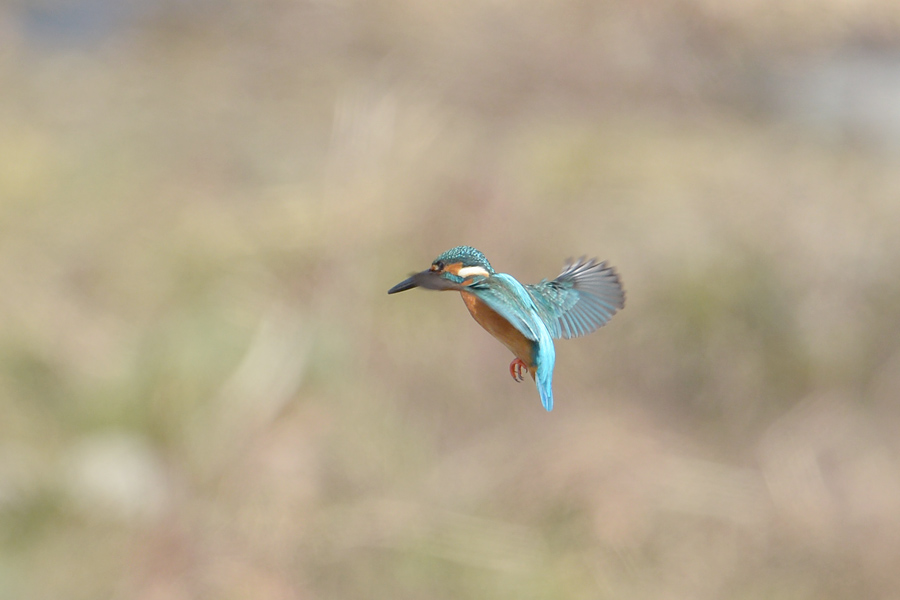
3,1,900,599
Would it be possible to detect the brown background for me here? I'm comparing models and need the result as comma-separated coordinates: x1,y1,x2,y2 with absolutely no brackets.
3,1,900,598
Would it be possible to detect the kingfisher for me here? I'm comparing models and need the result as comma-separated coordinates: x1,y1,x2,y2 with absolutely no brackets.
387,246,625,411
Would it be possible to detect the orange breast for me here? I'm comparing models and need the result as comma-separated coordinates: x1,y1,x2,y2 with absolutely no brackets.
460,291,534,367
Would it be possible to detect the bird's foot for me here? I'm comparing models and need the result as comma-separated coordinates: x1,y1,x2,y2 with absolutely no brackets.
509,358,528,383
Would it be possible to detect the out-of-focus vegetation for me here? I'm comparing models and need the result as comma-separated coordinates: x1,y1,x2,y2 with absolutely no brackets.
3,1,900,598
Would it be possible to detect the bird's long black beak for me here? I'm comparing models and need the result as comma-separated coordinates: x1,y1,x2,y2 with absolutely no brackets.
387,274,420,294
387,269,458,294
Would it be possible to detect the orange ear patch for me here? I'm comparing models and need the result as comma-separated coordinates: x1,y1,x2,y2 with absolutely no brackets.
443,262,464,275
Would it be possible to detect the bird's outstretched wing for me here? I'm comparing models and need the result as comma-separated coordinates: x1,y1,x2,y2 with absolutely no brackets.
526,258,625,340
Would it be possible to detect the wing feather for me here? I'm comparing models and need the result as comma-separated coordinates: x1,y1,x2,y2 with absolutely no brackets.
526,257,625,340
465,273,543,341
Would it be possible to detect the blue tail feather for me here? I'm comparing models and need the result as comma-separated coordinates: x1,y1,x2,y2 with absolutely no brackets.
533,332,556,411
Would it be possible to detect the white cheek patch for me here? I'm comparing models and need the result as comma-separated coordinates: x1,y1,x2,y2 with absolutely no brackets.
457,266,490,279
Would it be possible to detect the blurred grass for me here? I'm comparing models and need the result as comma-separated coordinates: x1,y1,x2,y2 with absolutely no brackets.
3,1,900,599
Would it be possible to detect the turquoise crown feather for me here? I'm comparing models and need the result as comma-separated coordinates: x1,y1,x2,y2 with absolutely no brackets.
433,246,494,273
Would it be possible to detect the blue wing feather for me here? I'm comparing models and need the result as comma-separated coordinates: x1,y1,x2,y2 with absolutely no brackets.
526,258,625,340
466,274,542,341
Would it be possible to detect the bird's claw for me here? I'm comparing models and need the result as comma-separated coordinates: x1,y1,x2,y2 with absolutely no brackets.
509,358,528,383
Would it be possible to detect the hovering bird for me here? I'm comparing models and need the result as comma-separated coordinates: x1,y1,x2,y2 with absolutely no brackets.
388,246,624,411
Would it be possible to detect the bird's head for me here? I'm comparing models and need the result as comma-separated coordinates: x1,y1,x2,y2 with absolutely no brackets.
388,246,494,294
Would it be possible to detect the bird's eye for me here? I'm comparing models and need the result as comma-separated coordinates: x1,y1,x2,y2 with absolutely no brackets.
432,261,444,271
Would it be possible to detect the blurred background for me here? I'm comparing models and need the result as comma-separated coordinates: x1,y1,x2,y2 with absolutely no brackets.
3,0,900,598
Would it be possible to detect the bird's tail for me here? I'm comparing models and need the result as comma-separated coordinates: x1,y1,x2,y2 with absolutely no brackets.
536,372,554,411
533,341,555,411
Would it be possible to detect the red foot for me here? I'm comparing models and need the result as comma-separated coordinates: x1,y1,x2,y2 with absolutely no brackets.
509,358,528,383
